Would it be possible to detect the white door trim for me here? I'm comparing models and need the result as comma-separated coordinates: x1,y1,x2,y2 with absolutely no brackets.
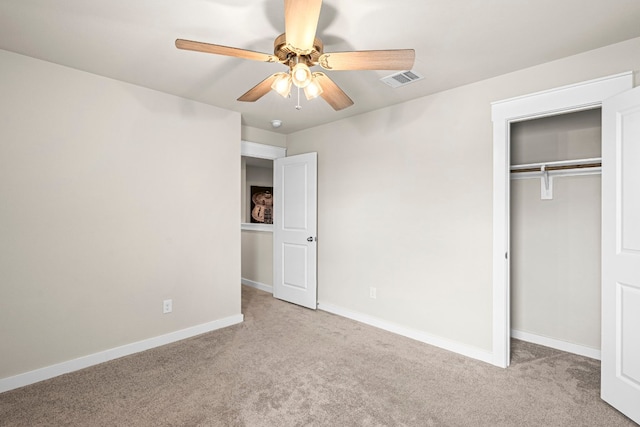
241,140,286,160
490,72,633,368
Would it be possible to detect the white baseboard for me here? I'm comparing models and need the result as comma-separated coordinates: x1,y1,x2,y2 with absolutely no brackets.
0,314,244,394
318,302,494,365
511,329,601,360
241,278,273,294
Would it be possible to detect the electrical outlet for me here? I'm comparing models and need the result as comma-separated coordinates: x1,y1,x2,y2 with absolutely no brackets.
369,287,377,299
163,299,172,314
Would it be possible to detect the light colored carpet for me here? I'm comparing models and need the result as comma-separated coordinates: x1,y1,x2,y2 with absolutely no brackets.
0,285,635,426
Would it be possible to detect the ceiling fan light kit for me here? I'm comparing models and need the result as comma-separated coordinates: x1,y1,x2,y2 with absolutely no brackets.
175,0,415,111
271,73,293,98
304,76,323,100
291,61,313,88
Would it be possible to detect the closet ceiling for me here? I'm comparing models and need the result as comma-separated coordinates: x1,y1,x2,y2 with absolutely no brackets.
1,0,640,134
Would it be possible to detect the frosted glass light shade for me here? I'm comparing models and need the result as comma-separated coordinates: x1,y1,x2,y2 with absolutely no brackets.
291,63,312,88
304,77,323,100
271,73,292,97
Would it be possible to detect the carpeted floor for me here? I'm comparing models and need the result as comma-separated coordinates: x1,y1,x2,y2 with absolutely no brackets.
0,285,635,426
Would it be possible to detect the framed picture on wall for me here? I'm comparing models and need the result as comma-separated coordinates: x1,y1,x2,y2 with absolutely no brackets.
250,186,273,224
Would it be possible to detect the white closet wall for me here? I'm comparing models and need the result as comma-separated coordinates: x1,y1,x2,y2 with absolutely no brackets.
510,109,602,352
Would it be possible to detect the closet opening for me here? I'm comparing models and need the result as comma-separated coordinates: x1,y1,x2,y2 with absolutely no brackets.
509,108,602,360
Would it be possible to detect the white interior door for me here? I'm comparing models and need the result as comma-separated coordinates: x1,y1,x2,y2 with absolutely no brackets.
601,86,640,424
273,152,317,309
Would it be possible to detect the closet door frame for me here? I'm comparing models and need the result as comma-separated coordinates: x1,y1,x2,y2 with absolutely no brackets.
490,72,633,368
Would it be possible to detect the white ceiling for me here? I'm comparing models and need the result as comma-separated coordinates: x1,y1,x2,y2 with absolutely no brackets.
2,0,640,134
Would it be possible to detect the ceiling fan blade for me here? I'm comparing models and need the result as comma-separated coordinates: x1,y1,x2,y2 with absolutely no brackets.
318,49,415,70
237,74,281,102
175,39,279,63
314,72,354,111
284,0,322,53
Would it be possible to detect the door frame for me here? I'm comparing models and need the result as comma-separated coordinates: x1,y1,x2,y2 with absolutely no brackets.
241,140,287,162
490,72,633,368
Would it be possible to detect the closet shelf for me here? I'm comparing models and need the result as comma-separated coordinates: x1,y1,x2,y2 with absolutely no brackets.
241,223,273,232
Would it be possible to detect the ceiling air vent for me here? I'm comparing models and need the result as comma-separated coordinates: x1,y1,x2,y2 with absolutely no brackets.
380,70,424,88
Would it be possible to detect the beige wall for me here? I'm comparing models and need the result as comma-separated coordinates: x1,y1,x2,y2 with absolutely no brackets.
511,176,601,348
241,231,274,286
286,37,640,353
241,126,286,148
511,109,602,349
0,50,241,379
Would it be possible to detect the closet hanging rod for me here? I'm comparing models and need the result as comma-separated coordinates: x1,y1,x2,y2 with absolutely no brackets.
510,157,601,174
511,162,601,173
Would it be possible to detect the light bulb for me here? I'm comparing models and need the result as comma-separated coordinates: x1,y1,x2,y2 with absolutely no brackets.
270,73,291,98
304,77,323,100
291,62,312,88
294,67,308,82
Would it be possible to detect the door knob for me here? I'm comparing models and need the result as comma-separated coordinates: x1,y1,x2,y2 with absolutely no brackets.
307,236,314,242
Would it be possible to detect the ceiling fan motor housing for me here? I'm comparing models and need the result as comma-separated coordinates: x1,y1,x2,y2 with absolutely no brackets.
274,33,323,67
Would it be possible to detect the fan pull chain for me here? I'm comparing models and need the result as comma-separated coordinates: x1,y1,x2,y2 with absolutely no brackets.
295,86,302,110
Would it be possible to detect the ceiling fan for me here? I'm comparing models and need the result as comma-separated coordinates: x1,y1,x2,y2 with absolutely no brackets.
175,0,415,111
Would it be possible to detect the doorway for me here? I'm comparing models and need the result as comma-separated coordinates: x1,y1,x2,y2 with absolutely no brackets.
240,141,286,294
239,141,318,310
491,71,633,368
509,109,602,360
241,155,275,292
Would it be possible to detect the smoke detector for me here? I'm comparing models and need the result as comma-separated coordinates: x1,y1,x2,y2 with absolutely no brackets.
380,70,424,88
271,119,283,128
